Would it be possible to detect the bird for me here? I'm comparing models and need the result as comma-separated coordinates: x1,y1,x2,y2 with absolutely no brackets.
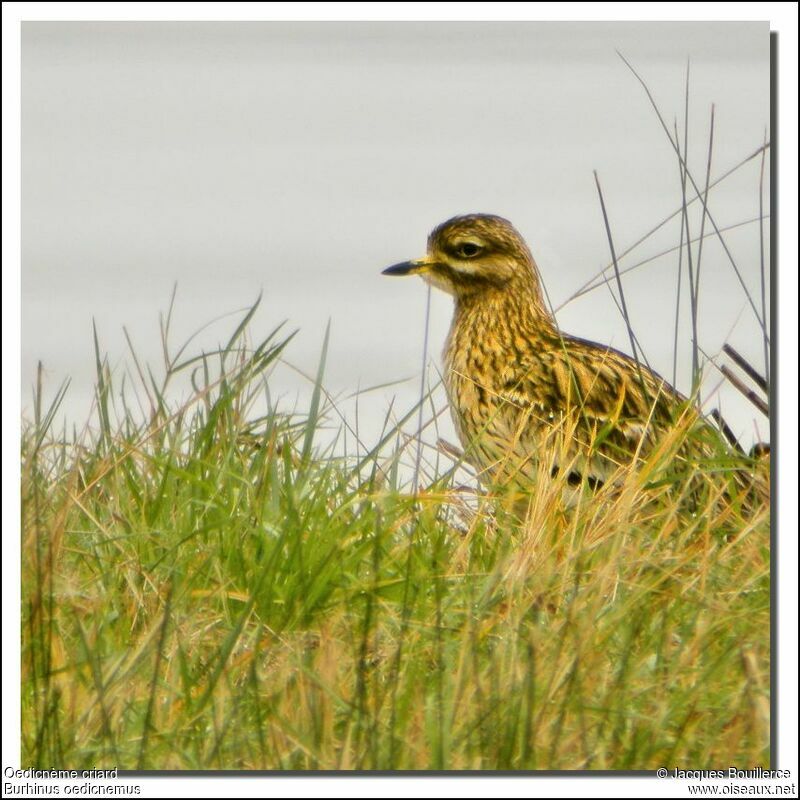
382,213,735,503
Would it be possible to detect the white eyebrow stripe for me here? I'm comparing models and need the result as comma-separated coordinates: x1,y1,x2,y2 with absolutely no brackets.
450,260,483,274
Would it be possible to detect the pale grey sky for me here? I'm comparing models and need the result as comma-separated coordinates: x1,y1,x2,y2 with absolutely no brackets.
22,22,770,452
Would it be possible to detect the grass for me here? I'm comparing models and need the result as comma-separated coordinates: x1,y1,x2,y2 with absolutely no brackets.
21,301,770,771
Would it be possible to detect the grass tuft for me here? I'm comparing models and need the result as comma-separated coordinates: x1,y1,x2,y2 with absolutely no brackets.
21,303,770,770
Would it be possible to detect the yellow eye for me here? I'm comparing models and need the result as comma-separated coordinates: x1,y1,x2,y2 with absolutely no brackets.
457,242,481,258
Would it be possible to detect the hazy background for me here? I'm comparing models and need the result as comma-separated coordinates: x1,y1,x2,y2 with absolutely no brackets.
22,21,771,458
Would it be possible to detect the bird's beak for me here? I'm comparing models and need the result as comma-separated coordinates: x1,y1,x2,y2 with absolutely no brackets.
382,258,438,276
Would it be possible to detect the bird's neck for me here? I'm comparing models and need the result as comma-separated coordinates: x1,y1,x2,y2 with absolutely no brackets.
453,280,557,343
445,280,559,383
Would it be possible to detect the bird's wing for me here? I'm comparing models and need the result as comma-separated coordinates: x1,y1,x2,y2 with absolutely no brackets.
494,338,691,471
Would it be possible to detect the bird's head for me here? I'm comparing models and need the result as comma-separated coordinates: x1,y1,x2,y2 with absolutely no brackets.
382,214,546,306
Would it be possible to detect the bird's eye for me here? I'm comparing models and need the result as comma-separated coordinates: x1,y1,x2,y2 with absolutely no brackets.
457,242,482,258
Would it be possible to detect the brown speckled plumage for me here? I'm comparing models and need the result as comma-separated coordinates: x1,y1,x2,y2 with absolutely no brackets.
384,214,711,492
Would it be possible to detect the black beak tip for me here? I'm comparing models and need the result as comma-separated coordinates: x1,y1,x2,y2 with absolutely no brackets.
381,261,415,276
